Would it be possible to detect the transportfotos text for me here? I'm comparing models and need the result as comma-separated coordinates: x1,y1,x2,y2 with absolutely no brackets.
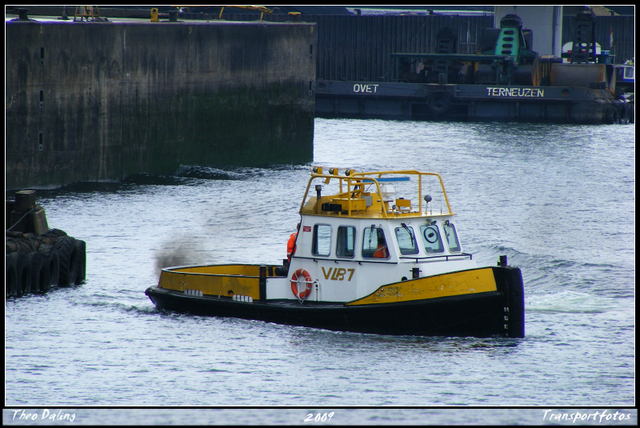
542,409,631,423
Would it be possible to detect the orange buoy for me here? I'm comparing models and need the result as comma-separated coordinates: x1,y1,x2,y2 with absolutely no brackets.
290,269,313,299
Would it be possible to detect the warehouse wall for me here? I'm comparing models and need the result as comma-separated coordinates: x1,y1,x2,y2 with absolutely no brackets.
222,12,634,81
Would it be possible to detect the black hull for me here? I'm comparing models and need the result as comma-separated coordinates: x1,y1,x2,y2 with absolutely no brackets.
145,267,525,338
315,81,626,125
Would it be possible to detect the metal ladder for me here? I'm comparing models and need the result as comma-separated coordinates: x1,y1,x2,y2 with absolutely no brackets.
74,6,101,22
570,8,597,64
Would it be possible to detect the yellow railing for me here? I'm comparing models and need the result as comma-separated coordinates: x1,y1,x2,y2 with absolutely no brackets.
300,168,453,218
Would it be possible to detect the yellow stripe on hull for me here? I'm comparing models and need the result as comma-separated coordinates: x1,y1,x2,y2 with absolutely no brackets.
346,268,497,306
174,264,262,276
159,264,262,300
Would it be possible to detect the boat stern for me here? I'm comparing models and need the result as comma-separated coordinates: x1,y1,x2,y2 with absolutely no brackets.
492,264,525,338
344,264,525,338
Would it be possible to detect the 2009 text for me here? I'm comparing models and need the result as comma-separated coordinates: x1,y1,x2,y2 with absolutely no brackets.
304,412,335,423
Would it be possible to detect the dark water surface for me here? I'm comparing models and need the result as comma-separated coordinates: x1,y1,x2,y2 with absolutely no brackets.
5,119,635,425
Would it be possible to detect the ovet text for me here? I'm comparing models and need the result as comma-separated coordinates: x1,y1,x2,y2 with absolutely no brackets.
353,83,379,93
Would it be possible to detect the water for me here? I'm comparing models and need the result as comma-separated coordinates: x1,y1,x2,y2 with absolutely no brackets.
5,119,635,425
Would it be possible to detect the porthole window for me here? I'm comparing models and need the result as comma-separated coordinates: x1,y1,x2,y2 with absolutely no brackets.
420,225,444,253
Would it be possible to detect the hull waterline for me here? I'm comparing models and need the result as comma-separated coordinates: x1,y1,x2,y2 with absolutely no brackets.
146,266,524,338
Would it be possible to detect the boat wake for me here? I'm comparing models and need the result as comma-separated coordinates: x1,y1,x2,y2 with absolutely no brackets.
174,165,252,180
173,164,307,180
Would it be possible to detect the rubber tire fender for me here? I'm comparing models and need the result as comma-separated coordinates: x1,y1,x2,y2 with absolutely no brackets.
29,251,51,294
74,239,87,285
38,244,59,290
427,91,452,115
6,252,19,297
15,252,33,297
620,104,630,124
55,236,79,286
604,106,619,124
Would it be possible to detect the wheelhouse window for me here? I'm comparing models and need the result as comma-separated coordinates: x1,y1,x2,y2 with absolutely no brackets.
336,226,356,258
395,224,419,255
362,226,389,258
442,221,461,252
420,224,444,253
312,224,332,256
624,67,633,79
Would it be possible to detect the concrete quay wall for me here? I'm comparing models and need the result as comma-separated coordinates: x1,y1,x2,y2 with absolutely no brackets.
6,20,316,190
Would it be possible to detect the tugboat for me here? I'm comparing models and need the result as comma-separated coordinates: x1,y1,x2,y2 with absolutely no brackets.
145,168,525,337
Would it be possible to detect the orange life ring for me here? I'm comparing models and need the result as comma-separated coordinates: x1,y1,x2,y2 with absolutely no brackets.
290,269,313,299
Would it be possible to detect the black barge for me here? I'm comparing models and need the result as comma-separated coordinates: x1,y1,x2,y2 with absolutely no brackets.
316,11,633,125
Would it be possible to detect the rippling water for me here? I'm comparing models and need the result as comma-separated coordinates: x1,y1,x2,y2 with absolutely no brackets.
5,119,635,425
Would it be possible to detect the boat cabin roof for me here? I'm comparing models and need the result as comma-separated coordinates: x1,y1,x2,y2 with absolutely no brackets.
300,168,454,220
